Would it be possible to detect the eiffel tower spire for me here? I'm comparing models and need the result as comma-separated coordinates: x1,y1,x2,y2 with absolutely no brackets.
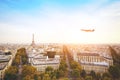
31,34,35,47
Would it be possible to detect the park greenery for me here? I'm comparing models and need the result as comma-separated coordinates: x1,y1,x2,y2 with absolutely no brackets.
4,66,18,80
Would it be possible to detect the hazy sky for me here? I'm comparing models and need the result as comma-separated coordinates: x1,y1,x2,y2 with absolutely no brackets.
0,0,120,44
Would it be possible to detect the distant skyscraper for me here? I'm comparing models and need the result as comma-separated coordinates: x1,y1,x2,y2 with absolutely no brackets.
31,34,35,47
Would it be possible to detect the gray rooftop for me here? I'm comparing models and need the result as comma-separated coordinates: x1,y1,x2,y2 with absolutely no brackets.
0,55,11,62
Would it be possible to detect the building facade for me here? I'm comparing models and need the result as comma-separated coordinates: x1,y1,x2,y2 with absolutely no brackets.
27,49,60,72
77,53,113,73
31,57,60,72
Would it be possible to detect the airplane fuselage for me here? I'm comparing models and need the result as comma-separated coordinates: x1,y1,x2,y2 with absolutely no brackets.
81,29,95,32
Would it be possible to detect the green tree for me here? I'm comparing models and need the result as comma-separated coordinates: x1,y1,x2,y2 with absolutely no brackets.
80,70,86,78
40,72,44,80
85,76,93,80
59,59,67,71
12,48,28,66
45,66,55,79
96,73,101,80
102,72,111,79
52,76,57,80
4,66,18,80
59,64,67,71
70,61,81,70
56,69,60,78
109,46,120,65
12,55,20,66
22,56,28,64
62,78,69,80
17,48,28,65
108,65,120,79
34,73,40,80
58,70,65,78
72,69,80,78
22,65,37,78
90,70,96,79
103,77,111,80
56,58,68,78
43,74,50,80
17,48,26,56
23,75,31,80
37,76,41,80
45,66,53,73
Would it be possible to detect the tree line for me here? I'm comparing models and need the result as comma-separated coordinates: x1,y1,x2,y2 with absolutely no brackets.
64,45,120,80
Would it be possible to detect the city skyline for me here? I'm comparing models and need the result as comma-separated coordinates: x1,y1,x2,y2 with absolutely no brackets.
0,0,120,44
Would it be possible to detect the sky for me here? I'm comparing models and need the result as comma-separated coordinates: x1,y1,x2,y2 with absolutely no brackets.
0,0,120,44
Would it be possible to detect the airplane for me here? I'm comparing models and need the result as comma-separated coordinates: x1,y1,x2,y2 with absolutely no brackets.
80,29,95,32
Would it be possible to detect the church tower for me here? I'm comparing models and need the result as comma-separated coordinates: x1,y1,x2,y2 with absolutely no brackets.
31,34,35,47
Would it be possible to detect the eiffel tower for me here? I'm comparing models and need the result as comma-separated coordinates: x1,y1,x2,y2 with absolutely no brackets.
31,34,35,47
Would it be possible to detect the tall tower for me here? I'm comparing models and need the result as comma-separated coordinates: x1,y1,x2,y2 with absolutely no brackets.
31,34,35,47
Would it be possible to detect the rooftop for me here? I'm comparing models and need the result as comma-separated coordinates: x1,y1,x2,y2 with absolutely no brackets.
32,58,60,65
0,51,4,55
78,53,99,56
0,62,8,70
0,55,11,62
79,61,109,67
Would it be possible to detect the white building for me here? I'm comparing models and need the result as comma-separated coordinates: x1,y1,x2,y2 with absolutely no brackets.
69,45,113,73
77,53,113,73
31,56,60,72
27,49,60,72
